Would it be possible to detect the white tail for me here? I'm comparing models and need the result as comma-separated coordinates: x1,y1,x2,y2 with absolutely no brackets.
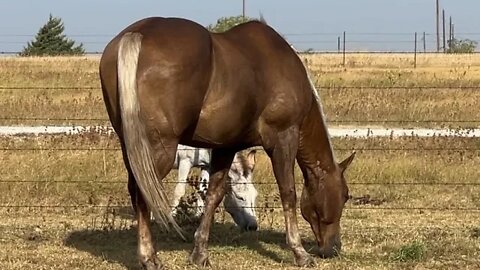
117,32,184,239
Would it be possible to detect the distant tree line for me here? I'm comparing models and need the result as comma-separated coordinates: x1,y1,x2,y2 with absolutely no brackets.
20,14,477,56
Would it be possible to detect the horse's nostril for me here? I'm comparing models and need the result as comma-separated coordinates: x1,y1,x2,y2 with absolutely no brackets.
246,223,258,231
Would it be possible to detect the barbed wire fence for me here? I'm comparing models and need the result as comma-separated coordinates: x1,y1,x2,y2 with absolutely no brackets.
1,46,480,233
1,31,480,53
1,121,480,213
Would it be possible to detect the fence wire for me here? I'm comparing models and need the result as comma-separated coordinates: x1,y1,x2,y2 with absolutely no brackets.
1,179,480,186
1,147,479,152
0,204,479,212
2,85,480,90
2,117,480,124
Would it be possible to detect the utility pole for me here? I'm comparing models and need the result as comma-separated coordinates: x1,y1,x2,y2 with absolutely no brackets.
436,0,440,52
242,0,246,18
449,16,452,42
442,9,446,52
452,23,455,40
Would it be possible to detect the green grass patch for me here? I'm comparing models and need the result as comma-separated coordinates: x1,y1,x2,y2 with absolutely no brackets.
390,241,426,262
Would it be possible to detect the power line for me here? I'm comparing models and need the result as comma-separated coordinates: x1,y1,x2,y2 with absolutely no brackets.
3,32,480,38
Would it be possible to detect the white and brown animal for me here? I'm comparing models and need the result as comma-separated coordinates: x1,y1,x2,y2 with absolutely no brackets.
171,145,258,231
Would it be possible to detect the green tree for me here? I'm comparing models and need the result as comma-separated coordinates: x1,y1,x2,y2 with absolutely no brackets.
20,14,84,56
207,15,254,33
446,38,477,54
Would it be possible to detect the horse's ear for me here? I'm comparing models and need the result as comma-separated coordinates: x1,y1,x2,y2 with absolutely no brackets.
246,150,257,169
339,151,356,173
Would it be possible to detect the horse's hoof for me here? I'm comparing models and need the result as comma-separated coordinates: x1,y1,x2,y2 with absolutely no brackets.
189,249,211,267
141,258,165,270
295,253,315,267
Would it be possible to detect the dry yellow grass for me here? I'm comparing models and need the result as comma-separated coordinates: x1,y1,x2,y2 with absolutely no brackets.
2,54,480,126
0,56,99,87
304,54,480,93
0,134,479,269
1,211,478,270
304,53,480,67
1,54,479,269
1,133,479,208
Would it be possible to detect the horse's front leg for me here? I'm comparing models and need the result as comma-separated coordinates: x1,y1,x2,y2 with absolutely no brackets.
189,149,235,267
265,126,315,267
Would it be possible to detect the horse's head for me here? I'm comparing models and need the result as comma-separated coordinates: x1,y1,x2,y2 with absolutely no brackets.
300,152,355,258
223,150,258,231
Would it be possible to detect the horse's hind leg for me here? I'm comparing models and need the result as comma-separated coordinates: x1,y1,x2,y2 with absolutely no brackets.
262,125,314,267
122,141,178,270
189,149,236,267
122,147,161,269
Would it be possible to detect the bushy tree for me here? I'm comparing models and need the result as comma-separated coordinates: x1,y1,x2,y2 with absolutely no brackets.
447,38,477,54
20,14,84,56
207,15,254,33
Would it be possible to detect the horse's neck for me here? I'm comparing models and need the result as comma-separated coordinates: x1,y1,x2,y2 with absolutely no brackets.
297,99,336,173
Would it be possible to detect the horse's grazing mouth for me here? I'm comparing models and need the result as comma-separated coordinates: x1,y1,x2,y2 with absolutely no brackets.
100,16,355,268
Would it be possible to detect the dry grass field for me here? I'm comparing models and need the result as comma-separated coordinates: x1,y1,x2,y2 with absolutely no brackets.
0,54,479,269
2,53,480,127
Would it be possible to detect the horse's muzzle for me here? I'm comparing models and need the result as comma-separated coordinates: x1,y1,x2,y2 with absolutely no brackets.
317,235,341,258
244,220,258,231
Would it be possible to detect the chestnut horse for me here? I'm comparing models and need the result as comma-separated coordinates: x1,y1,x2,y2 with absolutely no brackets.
99,16,355,269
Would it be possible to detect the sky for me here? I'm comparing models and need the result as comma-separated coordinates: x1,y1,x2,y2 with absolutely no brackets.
0,0,478,53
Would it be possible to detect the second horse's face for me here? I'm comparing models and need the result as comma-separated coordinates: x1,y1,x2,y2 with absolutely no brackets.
224,150,258,231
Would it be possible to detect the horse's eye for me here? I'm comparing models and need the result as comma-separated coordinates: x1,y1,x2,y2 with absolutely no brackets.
234,193,246,201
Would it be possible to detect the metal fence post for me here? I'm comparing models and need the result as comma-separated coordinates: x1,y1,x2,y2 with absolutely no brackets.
414,32,417,68
343,31,346,66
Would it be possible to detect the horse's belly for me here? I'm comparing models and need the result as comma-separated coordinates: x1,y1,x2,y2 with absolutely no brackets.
189,108,258,146
185,75,261,147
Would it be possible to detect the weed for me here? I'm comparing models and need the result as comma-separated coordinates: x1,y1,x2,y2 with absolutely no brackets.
471,227,480,239
390,240,426,262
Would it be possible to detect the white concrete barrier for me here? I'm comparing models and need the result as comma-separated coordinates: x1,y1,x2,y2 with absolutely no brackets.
1,126,479,138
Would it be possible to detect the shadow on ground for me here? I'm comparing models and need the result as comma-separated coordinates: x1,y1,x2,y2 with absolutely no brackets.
64,220,318,269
